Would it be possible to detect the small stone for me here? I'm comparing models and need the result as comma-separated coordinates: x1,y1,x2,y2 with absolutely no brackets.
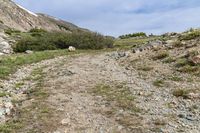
186,93,200,100
61,118,70,125
0,108,5,117
53,131,61,133
78,106,83,110
118,125,123,130
5,108,11,115
186,116,195,121
4,102,13,109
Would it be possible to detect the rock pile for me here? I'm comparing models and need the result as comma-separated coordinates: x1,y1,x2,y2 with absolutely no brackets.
0,33,13,54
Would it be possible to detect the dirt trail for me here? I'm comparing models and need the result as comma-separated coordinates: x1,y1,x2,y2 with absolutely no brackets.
1,51,199,133
42,53,136,133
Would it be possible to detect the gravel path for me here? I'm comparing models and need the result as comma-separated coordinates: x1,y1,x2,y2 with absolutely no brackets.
0,51,199,133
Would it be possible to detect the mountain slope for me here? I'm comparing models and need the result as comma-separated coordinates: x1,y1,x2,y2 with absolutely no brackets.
0,0,90,54
0,0,87,32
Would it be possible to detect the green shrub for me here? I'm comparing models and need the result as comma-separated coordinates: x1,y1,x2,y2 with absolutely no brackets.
29,28,47,33
4,28,21,35
137,66,154,71
179,30,200,40
173,40,184,47
178,65,198,73
172,89,189,98
57,25,70,31
188,50,199,57
153,51,169,60
163,57,176,63
168,76,183,81
119,32,147,39
175,59,189,67
153,79,165,87
13,32,114,52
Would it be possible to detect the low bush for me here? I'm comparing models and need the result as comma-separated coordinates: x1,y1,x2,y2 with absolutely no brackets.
163,57,176,63
153,51,169,60
153,79,165,87
119,32,147,39
179,30,200,40
172,89,190,98
13,31,114,52
173,40,184,48
4,28,21,35
175,58,189,67
178,65,199,73
29,28,47,33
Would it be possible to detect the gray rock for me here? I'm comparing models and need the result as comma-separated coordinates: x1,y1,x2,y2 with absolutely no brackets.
0,39,12,54
5,108,11,115
61,118,70,125
0,108,5,117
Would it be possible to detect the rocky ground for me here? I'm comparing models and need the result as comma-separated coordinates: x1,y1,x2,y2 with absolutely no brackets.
0,47,199,132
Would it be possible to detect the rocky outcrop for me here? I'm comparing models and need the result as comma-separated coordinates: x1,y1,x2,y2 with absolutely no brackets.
132,40,168,53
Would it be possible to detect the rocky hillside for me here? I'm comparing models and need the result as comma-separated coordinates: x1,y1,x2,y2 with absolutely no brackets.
0,0,86,32
0,0,89,54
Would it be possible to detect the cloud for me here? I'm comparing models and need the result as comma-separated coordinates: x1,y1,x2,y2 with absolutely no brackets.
14,0,200,36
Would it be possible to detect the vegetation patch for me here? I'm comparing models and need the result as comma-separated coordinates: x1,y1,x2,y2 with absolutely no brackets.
153,51,169,60
172,89,190,98
172,40,184,47
154,119,167,126
163,57,176,63
91,84,140,112
178,65,198,73
175,58,190,67
91,84,143,131
168,76,183,82
0,50,77,79
179,30,200,41
15,82,24,89
137,65,154,71
0,68,57,132
0,92,10,97
119,32,147,39
0,20,3,24
4,28,21,35
114,36,159,50
153,79,165,87
0,119,23,133
13,30,114,52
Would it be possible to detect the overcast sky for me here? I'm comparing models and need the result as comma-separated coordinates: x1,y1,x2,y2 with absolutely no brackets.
14,0,200,37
